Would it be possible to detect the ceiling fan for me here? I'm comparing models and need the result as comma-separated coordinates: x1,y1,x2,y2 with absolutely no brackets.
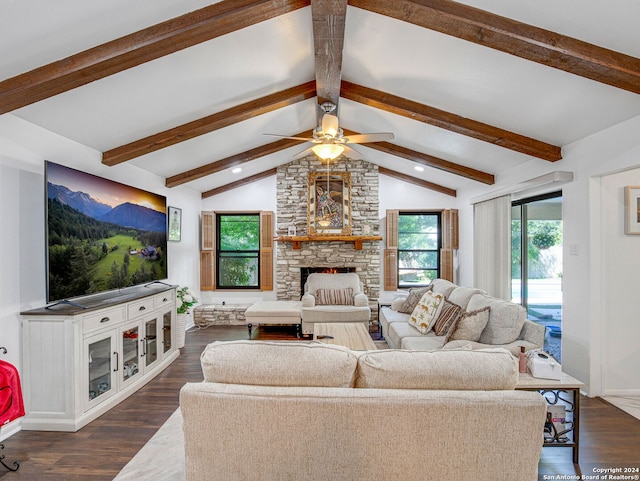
265,102,394,161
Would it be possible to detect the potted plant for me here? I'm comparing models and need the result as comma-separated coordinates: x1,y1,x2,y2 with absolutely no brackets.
176,287,198,348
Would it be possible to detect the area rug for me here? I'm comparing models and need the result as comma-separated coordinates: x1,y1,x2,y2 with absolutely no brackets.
113,408,184,481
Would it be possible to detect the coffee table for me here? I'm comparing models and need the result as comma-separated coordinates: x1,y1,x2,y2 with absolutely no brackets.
313,322,377,351
516,371,584,464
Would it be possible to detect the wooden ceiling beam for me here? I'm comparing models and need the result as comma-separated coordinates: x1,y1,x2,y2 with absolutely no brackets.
166,131,311,187
202,168,278,198
103,82,316,166
0,0,310,115
350,0,640,95
341,81,562,161
342,129,494,184
378,167,456,197
311,0,348,110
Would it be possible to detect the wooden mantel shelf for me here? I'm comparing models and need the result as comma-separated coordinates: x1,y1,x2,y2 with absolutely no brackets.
274,235,383,250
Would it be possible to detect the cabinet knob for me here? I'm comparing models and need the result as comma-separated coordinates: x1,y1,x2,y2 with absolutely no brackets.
139,306,146,311
100,317,110,323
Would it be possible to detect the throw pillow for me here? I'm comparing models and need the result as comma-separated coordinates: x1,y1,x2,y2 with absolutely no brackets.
398,285,433,314
446,306,491,342
315,287,354,305
432,300,462,336
408,290,444,334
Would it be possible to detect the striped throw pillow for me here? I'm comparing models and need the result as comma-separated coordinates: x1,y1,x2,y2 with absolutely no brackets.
432,300,462,336
316,288,354,305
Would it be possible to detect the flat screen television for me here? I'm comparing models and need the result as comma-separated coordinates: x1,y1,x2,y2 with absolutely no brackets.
45,161,168,304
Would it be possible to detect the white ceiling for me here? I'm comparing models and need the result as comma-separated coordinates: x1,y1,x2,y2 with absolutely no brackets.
2,0,640,196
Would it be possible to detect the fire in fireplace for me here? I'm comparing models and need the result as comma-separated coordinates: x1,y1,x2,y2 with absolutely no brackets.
300,267,356,297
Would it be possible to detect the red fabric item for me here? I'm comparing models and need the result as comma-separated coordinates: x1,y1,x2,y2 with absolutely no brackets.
0,360,25,425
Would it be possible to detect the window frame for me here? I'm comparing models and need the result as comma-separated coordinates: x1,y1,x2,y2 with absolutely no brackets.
397,211,442,288
215,213,261,290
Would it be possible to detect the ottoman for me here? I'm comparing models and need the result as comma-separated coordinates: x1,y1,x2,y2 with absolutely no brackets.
245,301,303,338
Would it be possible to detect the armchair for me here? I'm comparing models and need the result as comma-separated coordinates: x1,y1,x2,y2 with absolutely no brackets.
300,273,371,335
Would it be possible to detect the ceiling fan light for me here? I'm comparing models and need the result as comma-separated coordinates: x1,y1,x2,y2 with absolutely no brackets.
312,143,344,161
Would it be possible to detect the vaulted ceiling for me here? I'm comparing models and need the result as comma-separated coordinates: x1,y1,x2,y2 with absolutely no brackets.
2,0,640,198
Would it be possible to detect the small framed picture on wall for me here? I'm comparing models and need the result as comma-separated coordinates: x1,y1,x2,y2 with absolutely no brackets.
168,206,182,242
624,186,640,235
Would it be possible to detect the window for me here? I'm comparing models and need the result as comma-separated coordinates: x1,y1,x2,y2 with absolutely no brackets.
216,214,260,289
397,212,441,287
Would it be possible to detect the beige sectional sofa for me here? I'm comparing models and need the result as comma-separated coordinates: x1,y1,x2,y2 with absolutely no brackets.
380,279,545,356
180,340,547,481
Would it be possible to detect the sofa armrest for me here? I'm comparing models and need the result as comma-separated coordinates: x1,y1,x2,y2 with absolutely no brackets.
353,292,368,307
302,293,316,307
518,319,545,348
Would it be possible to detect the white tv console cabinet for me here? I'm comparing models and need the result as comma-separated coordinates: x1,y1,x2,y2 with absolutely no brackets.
20,284,179,432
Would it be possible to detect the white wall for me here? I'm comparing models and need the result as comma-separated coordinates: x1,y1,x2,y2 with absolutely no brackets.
0,114,201,396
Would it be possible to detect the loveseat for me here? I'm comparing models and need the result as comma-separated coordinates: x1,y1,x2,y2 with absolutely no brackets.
300,272,371,335
180,340,547,481
380,279,545,355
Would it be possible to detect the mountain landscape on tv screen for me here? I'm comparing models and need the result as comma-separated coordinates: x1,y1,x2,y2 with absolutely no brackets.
46,175,167,303
48,183,166,232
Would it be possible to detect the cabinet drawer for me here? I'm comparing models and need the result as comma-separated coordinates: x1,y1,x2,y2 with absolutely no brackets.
155,291,174,308
128,297,155,319
83,307,125,333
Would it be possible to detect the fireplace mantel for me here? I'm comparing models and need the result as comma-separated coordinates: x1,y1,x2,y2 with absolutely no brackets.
274,235,382,251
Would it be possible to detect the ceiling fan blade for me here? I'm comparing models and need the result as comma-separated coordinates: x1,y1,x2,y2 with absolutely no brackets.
342,145,363,160
263,133,313,141
344,132,395,143
321,113,340,136
291,146,315,159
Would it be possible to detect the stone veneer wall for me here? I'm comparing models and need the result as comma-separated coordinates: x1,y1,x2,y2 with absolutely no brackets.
276,156,380,312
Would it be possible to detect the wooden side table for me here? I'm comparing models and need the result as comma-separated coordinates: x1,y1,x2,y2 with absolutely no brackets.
516,371,585,464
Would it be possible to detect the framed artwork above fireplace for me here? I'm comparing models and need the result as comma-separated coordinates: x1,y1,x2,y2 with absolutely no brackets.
308,171,351,235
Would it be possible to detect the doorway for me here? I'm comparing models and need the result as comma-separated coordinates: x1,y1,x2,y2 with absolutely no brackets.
511,192,563,361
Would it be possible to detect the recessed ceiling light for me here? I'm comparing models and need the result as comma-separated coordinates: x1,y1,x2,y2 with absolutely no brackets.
414,166,425,172
232,167,242,174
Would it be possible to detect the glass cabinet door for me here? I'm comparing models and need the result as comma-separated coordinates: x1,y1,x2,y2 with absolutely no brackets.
162,310,172,354
121,324,140,386
85,331,117,410
144,316,159,368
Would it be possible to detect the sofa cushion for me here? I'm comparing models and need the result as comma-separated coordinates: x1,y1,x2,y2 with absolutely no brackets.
397,285,432,314
446,286,483,310
432,300,462,336
200,340,358,387
305,272,362,295
316,287,354,305
467,294,527,345
355,349,518,390
447,306,490,342
409,291,444,334
430,278,457,297
400,334,447,351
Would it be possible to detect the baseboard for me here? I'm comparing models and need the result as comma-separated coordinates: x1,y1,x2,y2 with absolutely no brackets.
603,389,640,397
0,419,21,441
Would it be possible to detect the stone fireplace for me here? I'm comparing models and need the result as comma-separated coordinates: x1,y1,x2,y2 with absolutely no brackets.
275,157,380,309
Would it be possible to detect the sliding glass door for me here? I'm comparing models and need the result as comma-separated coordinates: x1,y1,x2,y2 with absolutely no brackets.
511,192,563,361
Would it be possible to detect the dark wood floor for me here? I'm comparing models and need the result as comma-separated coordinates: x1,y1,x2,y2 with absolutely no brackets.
1,325,639,480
